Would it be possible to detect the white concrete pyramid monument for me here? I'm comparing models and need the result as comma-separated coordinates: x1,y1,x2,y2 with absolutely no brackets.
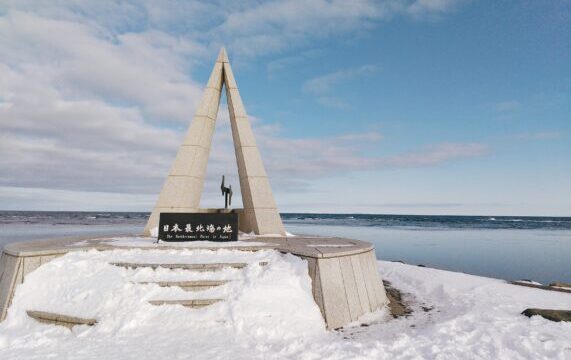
144,48,286,236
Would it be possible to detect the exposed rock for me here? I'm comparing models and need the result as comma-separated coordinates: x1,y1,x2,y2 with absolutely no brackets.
383,280,412,318
518,279,540,285
522,308,571,322
549,281,571,289
510,281,571,294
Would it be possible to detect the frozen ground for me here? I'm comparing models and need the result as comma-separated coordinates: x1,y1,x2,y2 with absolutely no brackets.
0,248,569,359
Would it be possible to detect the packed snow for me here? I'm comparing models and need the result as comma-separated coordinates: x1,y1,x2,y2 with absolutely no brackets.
96,236,270,248
0,248,570,359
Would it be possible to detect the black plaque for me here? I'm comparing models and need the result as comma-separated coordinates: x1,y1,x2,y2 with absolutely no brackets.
158,213,238,242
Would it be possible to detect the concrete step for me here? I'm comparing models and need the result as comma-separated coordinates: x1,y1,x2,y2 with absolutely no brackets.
138,280,230,291
148,299,223,308
27,310,97,329
111,262,268,271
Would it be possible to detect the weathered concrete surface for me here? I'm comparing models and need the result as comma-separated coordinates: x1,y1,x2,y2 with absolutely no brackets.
110,262,268,271
139,280,230,292
0,253,20,321
27,310,97,329
1,234,388,329
144,48,286,236
2,234,277,257
144,51,224,236
148,299,223,308
0,252,66,321
258,236,387,329
223,58,285,236
294,249,388,330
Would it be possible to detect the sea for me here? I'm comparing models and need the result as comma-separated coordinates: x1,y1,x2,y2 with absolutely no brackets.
1,211,570,284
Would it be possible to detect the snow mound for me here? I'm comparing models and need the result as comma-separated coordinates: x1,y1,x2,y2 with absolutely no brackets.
99,236,269,248
1,254,570,359
0,249,325,359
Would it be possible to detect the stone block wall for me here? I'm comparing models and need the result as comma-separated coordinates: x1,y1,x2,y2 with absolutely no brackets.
0,251,62,321
1,237,389,330
305,249,388,329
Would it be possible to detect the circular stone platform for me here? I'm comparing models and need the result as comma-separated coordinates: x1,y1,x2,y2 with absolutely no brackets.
0,235,387,329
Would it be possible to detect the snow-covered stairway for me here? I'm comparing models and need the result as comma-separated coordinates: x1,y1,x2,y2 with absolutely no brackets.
112,260,269,309
148,299,223,308
26,310,97,329
20,247,287,327
137,280,230,291
110,261,269,271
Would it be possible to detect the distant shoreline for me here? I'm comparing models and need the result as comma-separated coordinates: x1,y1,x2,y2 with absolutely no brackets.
1,209,570,218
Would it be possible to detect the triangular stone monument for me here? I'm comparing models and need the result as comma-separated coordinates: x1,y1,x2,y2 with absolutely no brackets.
144,48,286,236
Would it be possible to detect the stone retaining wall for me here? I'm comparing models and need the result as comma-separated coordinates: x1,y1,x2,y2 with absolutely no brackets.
0,236,388,329
0,251,62,321
304,250,387,329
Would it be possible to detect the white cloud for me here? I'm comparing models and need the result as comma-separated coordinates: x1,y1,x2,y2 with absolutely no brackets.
302,64,378,108
0,186,155,212
211,0,465,56
379,143,489,167
0,12,206,124
0,0,472,211
406,0,465,19
266,48,324,77
0,10,207,196
214,0,382,54
302,65,378,95
253,125,488,180
1,1,467,60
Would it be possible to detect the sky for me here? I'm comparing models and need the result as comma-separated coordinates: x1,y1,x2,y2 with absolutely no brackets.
0,0,569,216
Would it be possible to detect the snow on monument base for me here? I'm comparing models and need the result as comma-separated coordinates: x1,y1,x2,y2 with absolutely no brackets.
0,235,388,330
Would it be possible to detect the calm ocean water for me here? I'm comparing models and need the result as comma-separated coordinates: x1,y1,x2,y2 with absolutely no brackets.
1,211,570,283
